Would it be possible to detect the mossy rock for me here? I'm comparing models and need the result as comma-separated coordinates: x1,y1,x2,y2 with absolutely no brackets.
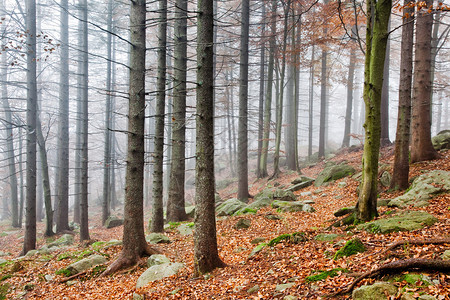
233,207,258,216
146,233,171,244
267,232,306,247
306,268,348,282
432,130,450,150
66,254,107,276
358,211,438,234
105,215,124,229
216,178,236,190
248,243,267,258
216,198,247,216
353,282,398,300
315,164,355,186
314,233,341,242
334,238,365,260
48,234,74,248
233,218,251,230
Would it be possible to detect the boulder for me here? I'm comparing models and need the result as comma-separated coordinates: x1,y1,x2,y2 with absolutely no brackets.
185,206,195,218
359,211,438,234
48,234,74,248
66,255,107,275
234,218,251,230
388,170,450,207
352,282,398,300
0,259,7,265
272,200,315,213
249,243,267,258
146,233,171,244
442,250,450,260
315,164,355,186
136,262,184,288
286,177,315,192
379,171,391,187
147,254,171,267
246,197,272,210
275,283,294,292
105,216,124,229
25,250,39,257
177,223,194,235
250,237,265,244
216,198,247,216
314,233,341,242
432,130,450,150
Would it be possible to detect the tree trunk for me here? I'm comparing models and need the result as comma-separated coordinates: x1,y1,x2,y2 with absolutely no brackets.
318,1,329,159
167,0,189,222
56,0,70,233
1,45,19,228
380,18,391,146
193,0,226,276
102,0,113,225
272,0,291,178
36,116,54,236
410,0,439,163
259,0,277,179
150,0,167,233
256,2,266,178
237,0,250,201
23,0,38,255
18,125,25,227
79,0,90,241
390,0,414,190
357,0,391,222
308,44,315,157
342,34,356,148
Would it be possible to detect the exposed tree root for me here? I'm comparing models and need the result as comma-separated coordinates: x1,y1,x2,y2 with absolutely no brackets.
362,237,450,259
333,258,450,296
59,270,89,283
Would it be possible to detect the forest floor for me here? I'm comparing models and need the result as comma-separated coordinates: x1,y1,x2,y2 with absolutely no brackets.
0,146,449,299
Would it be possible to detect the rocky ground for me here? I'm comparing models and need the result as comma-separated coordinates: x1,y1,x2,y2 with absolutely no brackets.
0,146,449,299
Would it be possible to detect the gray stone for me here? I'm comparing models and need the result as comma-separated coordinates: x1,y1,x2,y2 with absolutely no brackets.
147,254,171,267
300,191,312,197
146,233,171,244
442,250,450,260
315,164,356,186
48,234,74,247
216,198,247,216
25,250,39,257
302,204,316,213
105,216,124,229
352,282,398,300
185,206,195,218
286,180,314,192
44,274,53,281
66,280,77,286
359,211,438,234
234,218,251,230
401,293,416,300
133,293,144,300
265,213,282,220
380,171,391,187
432,130,450,150
249,243,267,258
387,198,407,208
136,262,184,288
247,285,259,294
246,197,272,210
275,283,294,292
338,181,347,188
273,189,297,201
284,296,298,300
0,251,10,257
314,233,340,242
272,200,304,212
389,171,450,206
0,259,7,265
419,295,436,300
66,255,107,275
377,199,391,207
177,223,194,235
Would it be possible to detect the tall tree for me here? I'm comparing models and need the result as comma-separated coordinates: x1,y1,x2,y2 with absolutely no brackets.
150,0,167,233
56,0,70,233
1,34,19,228
167,0,189,221
22,0,38,255
356,0,391,221
256,2,266,178
102,0,113,225
193,0,226,276
272,0,291,178
342,30,356,148
259,0,277,179
380,18,391,146
237,0,250,201
79,0,90,241
318,0,329,160
410,0,439,163
102,0,158,275
308,44,315,157
390,0,414,190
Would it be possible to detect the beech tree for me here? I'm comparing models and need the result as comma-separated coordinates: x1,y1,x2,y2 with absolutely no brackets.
356,0,391,221
193,0,226,276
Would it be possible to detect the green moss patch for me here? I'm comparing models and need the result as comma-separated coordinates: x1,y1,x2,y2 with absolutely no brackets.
306,268,348,282
333,238,365,260
0,283,9,300
267,232,306,247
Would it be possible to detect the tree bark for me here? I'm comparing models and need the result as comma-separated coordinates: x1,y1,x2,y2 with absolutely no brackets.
23,0,38,255
318,1,329,160
410,0,439,163
357,0,391,222
256,2,266,178
390,0,414,190
150,0,167,233
308,44,315,157
342,34,356,148
237,0,250,201
56,0,70,233
380,18,391,146
193,0,226,276
167,0,189,222
102,0,159,276
79,0,90,241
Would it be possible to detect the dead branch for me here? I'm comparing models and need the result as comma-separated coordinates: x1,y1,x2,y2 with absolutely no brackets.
333,258,450,296
59,270,89,283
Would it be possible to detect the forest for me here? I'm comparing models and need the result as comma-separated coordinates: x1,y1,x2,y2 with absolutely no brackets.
0,0,449,298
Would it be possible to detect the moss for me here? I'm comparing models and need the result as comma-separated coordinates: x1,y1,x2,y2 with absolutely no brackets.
0,275,12,282
55,269,71,277
186,222,195,228
57,253,73,261
168,222,181,230
267,232,306,247
90,265,107,277
91,241,106,250
305,268,348,282
333,238,365,260
234,208,258,216
0,283,9,300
